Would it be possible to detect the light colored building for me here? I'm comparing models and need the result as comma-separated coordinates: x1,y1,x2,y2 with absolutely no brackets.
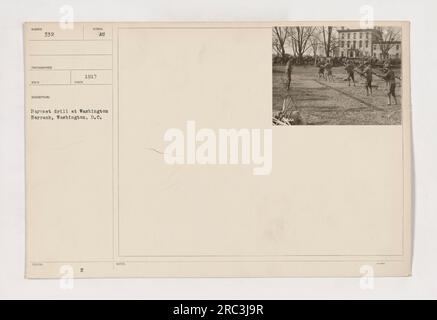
372,41,401,60
337,28,381,58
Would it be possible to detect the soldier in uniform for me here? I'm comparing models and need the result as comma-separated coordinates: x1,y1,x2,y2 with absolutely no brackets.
363,61,373,96
344,60,356,87
383,64,398,105
325,59,333,82
317,59,326,80
285,57,293,90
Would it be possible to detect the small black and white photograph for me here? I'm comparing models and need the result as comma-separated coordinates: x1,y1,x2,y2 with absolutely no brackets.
272,26,403,125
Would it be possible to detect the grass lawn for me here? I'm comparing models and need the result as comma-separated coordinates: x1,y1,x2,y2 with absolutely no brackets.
273,65,402,125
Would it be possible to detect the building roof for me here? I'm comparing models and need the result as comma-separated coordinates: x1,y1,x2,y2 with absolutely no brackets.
337,28,378,33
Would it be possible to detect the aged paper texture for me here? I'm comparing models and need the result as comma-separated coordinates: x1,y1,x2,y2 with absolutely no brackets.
24,22,411,278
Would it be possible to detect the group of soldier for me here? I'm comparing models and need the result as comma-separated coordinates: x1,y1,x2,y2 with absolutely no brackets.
285,57,399,106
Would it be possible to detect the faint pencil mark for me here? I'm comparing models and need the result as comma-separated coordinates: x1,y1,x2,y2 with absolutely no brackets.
146,147,167,155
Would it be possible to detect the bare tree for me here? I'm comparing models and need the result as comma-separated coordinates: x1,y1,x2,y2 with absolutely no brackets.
272,27,292,60
290,26,316,64
377,27,401,59
309,31,321,65
319,26,339,58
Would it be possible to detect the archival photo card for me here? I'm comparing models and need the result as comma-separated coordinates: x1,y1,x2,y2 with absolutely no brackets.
24,21,411,278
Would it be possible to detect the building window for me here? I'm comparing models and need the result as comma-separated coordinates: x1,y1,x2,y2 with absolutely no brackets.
347,41,350,48
396,44,400,50
366,33,369,39
360,32,363,39
341,33,345,39
353,33,356,39
341,41,344,47
359,40,362,48
365,41,369,48
347,33,350,39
